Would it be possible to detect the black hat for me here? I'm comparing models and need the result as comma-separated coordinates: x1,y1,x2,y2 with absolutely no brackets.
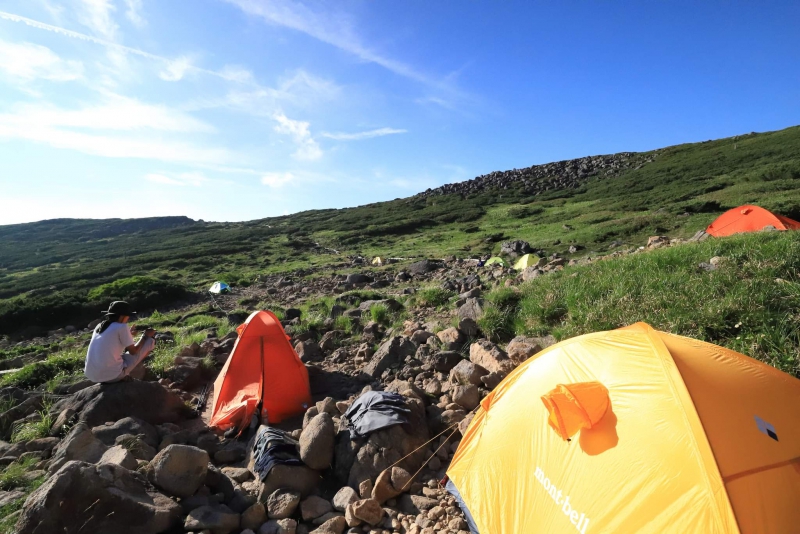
103,301,137,317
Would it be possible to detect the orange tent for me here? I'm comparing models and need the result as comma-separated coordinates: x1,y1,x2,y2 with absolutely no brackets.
706,205,800,237
448,323,800,533
209,310,311,431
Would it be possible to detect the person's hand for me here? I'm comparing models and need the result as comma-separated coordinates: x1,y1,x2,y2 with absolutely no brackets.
144,328,156,338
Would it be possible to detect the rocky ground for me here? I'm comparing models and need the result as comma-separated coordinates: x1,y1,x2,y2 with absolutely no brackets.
0,233,711,534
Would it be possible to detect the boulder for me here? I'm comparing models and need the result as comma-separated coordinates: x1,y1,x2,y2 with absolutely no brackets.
371,466,412,504
254,464,320,501
470,340,515,376
48,423,108,475
436,328,465,351
521,267,542,281
300,495,333,521
458,317,479,338
431,351,462,373
150,444,209,498
92,416,159,448
480,372,504,390
458,298,485,322
360,336,417,379
51,381,188,428
346,274,372,284
16,461,181,534
449,360,488,386
184,505,241,534
310,516,347,534
295,341,323,363
500,240,532,258
407,260,442,276
506,336,545,365
347,498,384,526
451,385,480,411
241,503,267,531
332,486,359,511
299,413,335,470
397,494,439,515
358,299,403,312
98,445,138,470
266,488,301,519
284,308,302,321
259,518,297,534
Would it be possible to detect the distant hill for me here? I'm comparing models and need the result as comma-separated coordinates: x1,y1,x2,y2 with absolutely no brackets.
1,125,799,336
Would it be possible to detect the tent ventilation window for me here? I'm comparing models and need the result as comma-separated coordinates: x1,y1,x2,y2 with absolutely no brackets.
541,382,610,441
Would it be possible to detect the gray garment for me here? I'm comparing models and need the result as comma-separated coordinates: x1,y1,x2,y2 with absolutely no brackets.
103,337,155,383
343,391,410,438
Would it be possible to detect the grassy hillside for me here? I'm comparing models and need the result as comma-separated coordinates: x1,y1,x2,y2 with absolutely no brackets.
1,125,800,336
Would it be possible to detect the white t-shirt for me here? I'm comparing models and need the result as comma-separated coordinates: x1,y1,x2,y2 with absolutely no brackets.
84,322,135,382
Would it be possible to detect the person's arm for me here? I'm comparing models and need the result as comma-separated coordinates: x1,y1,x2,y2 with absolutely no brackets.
122,324,139,354
126,327,156,354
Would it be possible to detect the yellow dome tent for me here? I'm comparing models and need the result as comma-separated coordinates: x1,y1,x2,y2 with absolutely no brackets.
447,323,800,534
512,253,540,270
372,257,383,266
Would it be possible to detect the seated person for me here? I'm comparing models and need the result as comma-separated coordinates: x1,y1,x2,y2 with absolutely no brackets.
84,301,156,383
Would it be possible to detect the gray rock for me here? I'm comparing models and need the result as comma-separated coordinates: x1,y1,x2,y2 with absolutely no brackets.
458,298,485,322
266,488,301,519
259,518,297,534
451,384,480,411
150,444,209,498
360,336,417,379
506,336,545,365
92,417,160,448
299,413,335,470
98,445,138,470
310,516,347,534
241,502,267,531
500,240,532,258
48,422,108,475
300,495,333,521
346,274,372,284
436,328,465,351
332,486,359,511
470,340,515,376
16,461,181,534
458,317,479,338
184,505,241,534
431,351,462,373
407,260,442,276
449,360,488,386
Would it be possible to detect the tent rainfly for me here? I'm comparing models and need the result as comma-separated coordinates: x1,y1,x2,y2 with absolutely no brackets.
209,311,311,432
372,257,383,266
513,253,540,270
447,322,800,534
706,205,800,237
208,281,230,294
484,257,507,267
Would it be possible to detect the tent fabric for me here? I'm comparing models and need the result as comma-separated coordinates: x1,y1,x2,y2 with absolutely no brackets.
372,257,383,266
484,257,507,267
209,311,311,431
512,253,539,270
447,322,800,534
541,381,610,441
209,281,230,294
706,205,800,237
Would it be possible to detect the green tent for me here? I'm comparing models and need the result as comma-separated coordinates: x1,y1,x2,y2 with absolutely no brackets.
513,254,540,270
485,257,507,267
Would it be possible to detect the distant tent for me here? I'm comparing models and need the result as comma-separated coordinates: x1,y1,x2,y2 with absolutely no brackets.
209,281,230,294
512,254,540,271
706,205,800,237
209,311,311,431
484,257,507,267
372,257,384,266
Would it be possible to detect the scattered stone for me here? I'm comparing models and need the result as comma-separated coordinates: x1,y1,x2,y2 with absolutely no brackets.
470,340,515,376
150,444,209,498
300,413,335,470
451,385,480,411
184,505,241,534
267,489,301,519
241,502,268,531
457,298,485,322
449,360,488,386
332,486,359,511
300,495,333,521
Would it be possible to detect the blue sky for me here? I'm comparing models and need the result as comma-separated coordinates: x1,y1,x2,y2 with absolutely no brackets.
0,1,798,225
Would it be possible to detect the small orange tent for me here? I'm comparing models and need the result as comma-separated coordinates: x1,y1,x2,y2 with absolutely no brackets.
706,205,800,237
448,323,800,533
209,310,311,431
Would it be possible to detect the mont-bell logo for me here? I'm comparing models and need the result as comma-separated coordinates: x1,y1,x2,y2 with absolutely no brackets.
755,416,778,441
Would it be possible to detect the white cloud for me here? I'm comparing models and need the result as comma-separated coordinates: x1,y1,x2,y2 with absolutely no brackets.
124,0,146,27
145,171,211,186
273,112,322,160
0,96,229,164
218,65,253,83
224,0,432,84
0,39,83,81
159,55,194,81
261,172,295,187
321,127,407,141
78,0,119,40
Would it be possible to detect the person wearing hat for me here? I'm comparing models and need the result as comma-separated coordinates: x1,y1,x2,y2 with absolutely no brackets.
84,301,156,383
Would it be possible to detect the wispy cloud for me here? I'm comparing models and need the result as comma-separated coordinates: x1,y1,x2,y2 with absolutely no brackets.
159,55,194,82
0,10,253,84
145,171,211,186
0,38,83,81
78,0,118,40
124,0,146,28
321,127,407,141
0,95,229,164
223,0,433,85
273,112,322,160
261,172,296,187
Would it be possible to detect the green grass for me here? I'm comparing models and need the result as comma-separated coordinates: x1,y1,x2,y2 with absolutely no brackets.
11,400,54,443
415,287,455,308
369,304,390,326
500,231,800,376
2,125,800,336
0,457,47,534
0,349,84,389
